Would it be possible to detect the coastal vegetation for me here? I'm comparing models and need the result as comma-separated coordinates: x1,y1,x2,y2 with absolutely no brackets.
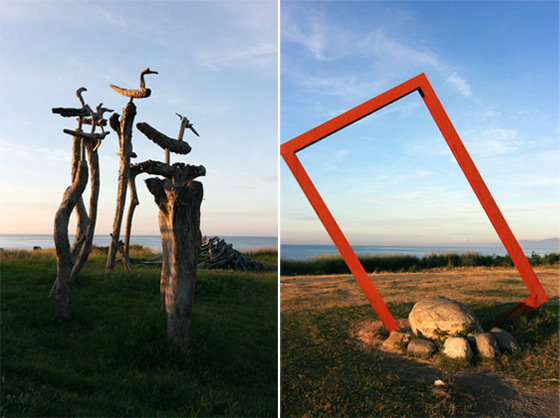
0,247,277,417
281,251,559,276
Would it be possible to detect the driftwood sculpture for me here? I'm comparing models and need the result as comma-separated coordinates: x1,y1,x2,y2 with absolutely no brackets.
52,68,205,353
110,68,158,99
106,68,161,273
199,236,267,271
134,236,268,272
50,87,111,317
133,116,204,353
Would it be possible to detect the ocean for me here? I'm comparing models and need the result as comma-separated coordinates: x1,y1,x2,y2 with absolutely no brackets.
2,234,557,260
280,243,559,260
0,234,277,252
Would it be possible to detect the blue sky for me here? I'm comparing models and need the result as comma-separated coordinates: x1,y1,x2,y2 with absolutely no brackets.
280,1,559,246
0,0,277,237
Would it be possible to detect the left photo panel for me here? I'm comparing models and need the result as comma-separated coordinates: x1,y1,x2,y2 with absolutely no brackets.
0,1,278,416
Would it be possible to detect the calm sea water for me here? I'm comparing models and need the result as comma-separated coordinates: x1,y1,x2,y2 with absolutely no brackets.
280,244,559,260
0,234,277,252
3,234,557,260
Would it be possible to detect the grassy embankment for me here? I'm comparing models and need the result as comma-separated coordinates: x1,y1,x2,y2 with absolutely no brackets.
1,246,278,417
281,255,559,417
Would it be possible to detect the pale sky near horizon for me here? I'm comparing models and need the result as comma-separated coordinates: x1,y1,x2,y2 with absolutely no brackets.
0,0,278,237
280,1,559,246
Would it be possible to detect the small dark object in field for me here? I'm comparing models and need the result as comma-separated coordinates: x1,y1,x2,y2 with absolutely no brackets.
33,246,42,251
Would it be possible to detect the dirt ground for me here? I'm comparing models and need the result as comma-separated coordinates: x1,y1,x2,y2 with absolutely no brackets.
281,266,560,417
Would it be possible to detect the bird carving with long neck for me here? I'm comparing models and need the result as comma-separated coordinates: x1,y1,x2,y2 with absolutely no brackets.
110,68,158,99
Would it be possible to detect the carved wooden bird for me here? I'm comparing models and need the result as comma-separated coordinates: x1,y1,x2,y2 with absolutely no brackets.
110,68,158,99
76,87,87,107
176,113,200,137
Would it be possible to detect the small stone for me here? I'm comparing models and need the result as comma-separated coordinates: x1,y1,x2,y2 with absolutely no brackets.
434,379,446,386
489,327,520,351
407,338,436,358
380,330,413,353
408,296,482,339
469,332,501,358
443,336,473,359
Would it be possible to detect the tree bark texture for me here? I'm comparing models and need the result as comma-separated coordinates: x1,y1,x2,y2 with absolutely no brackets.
145,177,203,353
70,140,101,283
71,135,89,260
49,136,104,300
53,161,88,317
124,165,141,257
136,122,192,155
106,101,136,274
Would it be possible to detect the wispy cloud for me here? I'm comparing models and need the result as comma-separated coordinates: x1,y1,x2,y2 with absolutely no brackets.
283,6,473,99
445,73,472,97
0,138,70,166
463,128,524,156
196,43,277,71
282,10,329,60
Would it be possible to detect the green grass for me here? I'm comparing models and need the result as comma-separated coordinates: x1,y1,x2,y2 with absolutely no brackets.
281,251,559,276
281,299,559,417
1,248,278,417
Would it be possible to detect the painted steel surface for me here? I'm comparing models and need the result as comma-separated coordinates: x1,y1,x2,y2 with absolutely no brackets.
281,73,548,332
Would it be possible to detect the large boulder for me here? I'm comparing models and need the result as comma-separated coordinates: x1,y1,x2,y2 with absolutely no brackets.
380,330,413,353
489,327,520,351
408,296,482,339
443,337,473,359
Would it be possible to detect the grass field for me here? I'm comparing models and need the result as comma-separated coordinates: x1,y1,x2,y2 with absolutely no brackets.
1,247,278,417
281,265,559,417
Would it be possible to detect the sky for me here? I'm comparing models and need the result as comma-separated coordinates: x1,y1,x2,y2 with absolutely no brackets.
280,1,559,246
0,0,278,238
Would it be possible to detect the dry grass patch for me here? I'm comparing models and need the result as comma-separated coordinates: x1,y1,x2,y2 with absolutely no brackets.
281,266,559,417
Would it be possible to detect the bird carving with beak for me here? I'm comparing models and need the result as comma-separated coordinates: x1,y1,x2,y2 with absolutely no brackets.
110,68,158,99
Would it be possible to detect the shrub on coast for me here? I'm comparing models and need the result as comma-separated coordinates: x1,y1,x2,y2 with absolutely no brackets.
280,251,558,276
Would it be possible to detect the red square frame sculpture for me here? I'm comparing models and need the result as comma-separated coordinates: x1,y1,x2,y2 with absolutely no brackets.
280,73,548,333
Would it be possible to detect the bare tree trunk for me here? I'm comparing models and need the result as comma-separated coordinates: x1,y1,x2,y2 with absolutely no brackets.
70,140,101,283
49,138,104,297
145,177,203,353
124,165,141,257
106,102,136,274
71,136,89,261
53,161,88,317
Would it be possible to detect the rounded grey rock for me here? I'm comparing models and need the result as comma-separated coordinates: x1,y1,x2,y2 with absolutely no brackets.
408,296,482,339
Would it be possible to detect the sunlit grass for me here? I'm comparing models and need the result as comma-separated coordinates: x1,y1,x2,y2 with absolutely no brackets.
281,265,559,416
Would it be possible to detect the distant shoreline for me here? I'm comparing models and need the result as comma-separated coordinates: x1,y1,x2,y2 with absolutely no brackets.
281,242,559,261
0,234,278,252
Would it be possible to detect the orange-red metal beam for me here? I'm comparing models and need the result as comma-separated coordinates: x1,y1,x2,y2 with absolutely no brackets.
281,73,548,332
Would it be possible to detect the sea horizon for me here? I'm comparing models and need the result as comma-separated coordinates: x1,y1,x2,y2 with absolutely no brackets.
0,234,277,252
2,234,558,260
280,241,559,260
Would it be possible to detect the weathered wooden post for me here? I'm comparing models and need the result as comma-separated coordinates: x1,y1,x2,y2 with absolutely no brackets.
105,68,157,274
50,88,110,317
135,120,204,353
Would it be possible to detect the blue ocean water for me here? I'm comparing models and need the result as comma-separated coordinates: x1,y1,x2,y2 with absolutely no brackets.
280,244,559,260
0,234,277,252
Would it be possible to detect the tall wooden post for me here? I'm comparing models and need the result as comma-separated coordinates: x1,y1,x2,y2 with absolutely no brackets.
105,102,136,274
146,177,203,352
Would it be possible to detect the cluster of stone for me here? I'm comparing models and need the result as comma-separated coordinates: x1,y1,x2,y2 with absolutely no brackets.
380,296,520,360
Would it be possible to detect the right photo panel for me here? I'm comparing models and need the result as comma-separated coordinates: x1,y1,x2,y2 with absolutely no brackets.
280,1,559,417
